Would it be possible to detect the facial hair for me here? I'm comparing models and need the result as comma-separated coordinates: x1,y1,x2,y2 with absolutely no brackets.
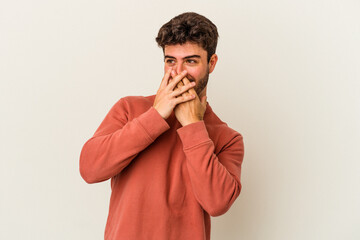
187,68,209,96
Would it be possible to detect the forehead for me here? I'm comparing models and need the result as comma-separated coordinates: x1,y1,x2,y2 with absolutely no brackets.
164,42,207,58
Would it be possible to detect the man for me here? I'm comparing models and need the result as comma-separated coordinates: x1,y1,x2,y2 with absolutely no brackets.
80,12,244,240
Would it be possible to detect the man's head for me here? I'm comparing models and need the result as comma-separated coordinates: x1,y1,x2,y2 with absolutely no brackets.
156,12,219,97
156,12,219,62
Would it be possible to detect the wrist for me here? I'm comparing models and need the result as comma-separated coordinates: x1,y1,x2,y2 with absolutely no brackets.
153,105,167,119
181,117,201,126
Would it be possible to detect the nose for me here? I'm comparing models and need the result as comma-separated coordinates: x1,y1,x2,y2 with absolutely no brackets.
175,63,185,75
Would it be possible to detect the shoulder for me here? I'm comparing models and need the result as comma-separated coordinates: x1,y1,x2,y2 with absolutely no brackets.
111,95,156,119
114,95,155,106
204,107,244,152
205,105,239,135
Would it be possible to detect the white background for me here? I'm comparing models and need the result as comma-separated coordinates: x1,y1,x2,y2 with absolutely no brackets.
1,0,359,239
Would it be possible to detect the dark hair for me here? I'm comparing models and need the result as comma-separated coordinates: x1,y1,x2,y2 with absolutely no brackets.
156,12,219,62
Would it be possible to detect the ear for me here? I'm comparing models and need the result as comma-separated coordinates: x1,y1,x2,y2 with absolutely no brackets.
208,54,218,74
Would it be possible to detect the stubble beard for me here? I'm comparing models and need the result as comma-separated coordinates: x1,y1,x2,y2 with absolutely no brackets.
187,69,209,96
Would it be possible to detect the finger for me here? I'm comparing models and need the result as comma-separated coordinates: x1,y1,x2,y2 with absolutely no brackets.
180,78,190,96
178,76,193,96
173,93,196,105
177,73,185,87
167,70,188,90
175,76,188,96
160,68,172,88
171,70,184,90
182,76,190,84
176,79,184,89
170,70,181,85
182,77,197,96
170,81,195,98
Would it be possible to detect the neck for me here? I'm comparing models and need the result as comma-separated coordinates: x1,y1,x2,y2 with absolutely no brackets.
199,87,207,99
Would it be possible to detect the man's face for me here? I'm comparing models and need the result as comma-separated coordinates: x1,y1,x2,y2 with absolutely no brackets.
164,42,214,97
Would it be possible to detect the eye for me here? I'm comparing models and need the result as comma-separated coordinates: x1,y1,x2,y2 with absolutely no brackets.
165,59,175,65
186,59,197,64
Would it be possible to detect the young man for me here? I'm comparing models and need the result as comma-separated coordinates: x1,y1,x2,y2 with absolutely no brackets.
80,12,244,240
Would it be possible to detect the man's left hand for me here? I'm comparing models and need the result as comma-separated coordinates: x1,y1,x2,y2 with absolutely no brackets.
172,72,207,126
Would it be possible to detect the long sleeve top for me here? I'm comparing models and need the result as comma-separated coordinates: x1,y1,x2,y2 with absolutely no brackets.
79,95,244,240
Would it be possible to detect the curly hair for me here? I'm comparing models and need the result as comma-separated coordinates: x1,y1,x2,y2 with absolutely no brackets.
155,12,219,62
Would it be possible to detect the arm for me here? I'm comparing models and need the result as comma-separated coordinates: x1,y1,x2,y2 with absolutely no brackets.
177,122,244,217
80,69,196,184
79,98,170,184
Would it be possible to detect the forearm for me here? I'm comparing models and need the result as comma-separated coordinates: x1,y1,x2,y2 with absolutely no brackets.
80,107,169,183
177,122,244,216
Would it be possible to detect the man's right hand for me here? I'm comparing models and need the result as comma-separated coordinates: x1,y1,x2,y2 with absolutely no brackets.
153,68,196,119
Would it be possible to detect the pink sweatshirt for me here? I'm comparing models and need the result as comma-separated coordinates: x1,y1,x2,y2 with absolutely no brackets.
79,95,244,240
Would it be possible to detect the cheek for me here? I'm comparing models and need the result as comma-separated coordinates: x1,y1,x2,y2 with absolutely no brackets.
187,68,204,80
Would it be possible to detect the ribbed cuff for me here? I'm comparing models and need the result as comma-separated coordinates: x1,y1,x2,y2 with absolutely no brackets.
177,121,211,149
136,107,170,141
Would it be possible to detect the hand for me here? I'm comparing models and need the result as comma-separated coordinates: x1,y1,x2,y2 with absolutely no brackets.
153,68,196,119
172,72,207,126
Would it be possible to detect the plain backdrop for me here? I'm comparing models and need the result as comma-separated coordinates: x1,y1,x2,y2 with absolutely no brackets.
1,0,359,239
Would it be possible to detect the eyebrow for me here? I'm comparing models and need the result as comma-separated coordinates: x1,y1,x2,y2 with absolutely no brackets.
164,55,201,60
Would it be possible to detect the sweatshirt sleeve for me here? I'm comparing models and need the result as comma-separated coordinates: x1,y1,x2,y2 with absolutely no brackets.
79,98,170,184
177,121,244,217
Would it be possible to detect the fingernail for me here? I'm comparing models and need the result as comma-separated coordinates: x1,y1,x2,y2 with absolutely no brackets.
182,70,187,74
